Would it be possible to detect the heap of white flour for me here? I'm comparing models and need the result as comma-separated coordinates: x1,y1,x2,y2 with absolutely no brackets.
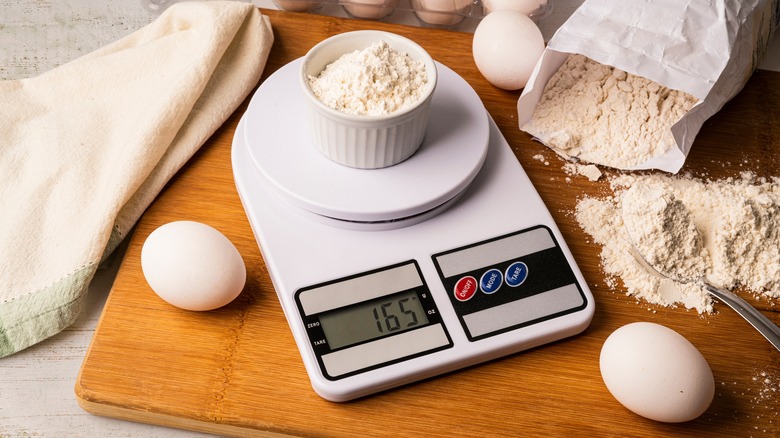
621,184,709,282
576,172,780,313
307,41,428,116
523,54,698,169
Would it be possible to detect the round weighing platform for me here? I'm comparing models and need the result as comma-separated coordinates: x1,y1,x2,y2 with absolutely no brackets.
242,59,490,229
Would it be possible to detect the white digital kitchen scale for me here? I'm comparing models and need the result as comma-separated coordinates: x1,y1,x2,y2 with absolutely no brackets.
232,58,594,402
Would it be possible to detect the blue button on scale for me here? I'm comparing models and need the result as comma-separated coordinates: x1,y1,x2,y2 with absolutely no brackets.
506,262,529,287
480,269,503,294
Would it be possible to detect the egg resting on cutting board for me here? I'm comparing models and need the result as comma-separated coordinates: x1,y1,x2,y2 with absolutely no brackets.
472,10,545,90
141,221,246,311
599,322,715,423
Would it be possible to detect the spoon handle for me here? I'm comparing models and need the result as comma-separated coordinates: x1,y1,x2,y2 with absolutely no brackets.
703,283,780,352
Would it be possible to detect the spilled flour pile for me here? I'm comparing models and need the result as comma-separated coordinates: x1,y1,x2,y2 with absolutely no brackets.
621,183,709,282
576,172,780,313
523,54,698,169
563,162,602,182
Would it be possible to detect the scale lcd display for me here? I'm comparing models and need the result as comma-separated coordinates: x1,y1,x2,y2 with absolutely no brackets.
318,290,430,350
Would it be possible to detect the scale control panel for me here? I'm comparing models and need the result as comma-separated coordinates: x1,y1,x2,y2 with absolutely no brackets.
432,225,587,341
294,226,588,383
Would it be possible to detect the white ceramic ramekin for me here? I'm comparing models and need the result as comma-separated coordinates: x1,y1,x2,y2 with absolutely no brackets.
300,30,438,169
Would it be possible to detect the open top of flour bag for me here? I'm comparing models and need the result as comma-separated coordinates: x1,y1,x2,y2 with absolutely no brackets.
518,0,779,173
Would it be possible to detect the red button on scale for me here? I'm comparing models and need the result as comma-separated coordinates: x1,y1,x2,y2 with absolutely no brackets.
454,276,477,301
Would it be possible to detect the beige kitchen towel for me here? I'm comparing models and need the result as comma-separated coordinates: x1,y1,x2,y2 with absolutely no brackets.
0,1,273,357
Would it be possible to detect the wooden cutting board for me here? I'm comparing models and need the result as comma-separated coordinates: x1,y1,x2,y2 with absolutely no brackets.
76,9,780,437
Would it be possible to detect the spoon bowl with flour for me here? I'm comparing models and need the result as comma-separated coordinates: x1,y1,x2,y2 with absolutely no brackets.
621,183,780,352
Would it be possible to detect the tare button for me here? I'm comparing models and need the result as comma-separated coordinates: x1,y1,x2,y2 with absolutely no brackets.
454,276,478,301
479,269,502,294
505,262,529,287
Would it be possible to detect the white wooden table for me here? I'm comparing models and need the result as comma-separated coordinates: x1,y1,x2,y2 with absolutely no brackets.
1,1,778,436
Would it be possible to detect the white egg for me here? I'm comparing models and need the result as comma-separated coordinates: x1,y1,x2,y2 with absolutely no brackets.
600,322,715,423
342,0,400,20
472,10,545,90
411,0,472,26
141,221,246,311
273,0,322,12
482,0,547,16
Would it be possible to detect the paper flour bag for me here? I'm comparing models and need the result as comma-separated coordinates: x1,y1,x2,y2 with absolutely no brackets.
517,0,779,173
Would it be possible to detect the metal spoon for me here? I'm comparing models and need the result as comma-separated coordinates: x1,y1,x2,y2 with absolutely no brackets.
626,243,780,352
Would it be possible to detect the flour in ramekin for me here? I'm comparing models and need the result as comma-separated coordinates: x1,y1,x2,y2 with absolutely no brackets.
576,172,780,313
307,41,428,116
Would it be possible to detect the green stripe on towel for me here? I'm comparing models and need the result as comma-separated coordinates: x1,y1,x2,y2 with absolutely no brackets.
0,263,96,357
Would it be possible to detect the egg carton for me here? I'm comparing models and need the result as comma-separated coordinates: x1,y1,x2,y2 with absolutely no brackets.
271,0,553,29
